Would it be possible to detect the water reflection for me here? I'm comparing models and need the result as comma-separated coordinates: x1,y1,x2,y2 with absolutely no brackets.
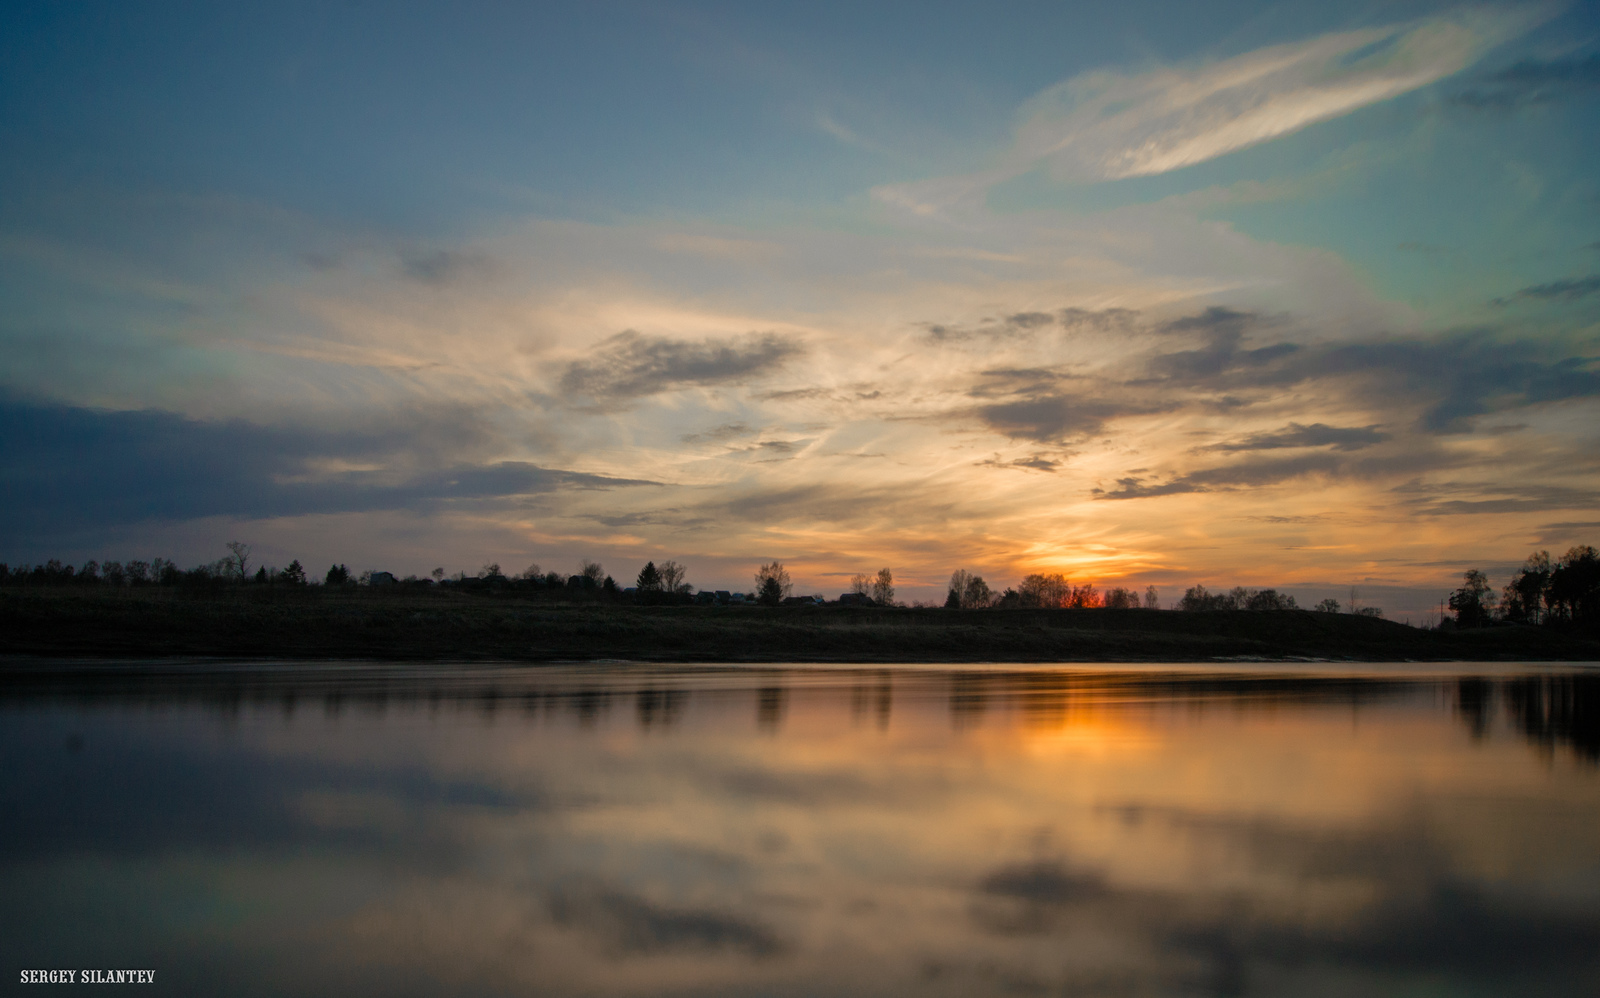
1,663,1597,996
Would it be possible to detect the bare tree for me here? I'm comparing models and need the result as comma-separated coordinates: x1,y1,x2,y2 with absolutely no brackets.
871,568,895,606
1143,585,1159,610
946,569,970,608
431,567,445,581
755,561,793,606
521,562,543,581
962,575,994,609
850,573,872,596
579,559,605,584
226,541,251,583
659,560,689,593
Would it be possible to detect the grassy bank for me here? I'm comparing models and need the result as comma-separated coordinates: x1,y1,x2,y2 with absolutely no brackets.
3,587,1598,663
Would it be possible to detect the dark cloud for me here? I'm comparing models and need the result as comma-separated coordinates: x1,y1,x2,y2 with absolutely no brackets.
1143,307,1300,384
0,399,652,543
1491,275,1600,306
681,422,754,444
399,248,493,285
1180,452,1345,487
1307,336,1600,433
1395,482,1600,516
1092,477,1205,500
977,454,1062,472
976,396,1129,442
923,307,1135,343
1094,448,1426,500
1208,422,1389,452
1059,307,1140,331
562,331,801,403
1450,53,1600,110
547,881,783,957
1005,311,1055,329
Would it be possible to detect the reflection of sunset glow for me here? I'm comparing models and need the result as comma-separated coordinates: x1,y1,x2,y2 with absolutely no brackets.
7,665,1596,995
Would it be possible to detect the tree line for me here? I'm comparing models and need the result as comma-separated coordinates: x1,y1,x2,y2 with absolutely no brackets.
39,540,1600,629
1448,546,1599,630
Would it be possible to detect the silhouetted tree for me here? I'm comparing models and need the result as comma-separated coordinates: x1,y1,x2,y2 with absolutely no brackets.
1315,598,1341,613
280,560,307,586
1065,583,1100,608
579,560,605,585
431,567,446,582
326,564,351,586
962,574,993,609
1103,587,1138,609
659,560,689,593
1018,573,1069,608
849,573,871,596
521,562,543,581
1143,585,1159,609
1178,585,1228,611
1501,551,1551,624
1245,589,1297,611
1549,545,1600,626
755,561,792,606
636,561,663,591
1449,569,1495,628
870,568,895,607
947,569,972,608
226,541,251,582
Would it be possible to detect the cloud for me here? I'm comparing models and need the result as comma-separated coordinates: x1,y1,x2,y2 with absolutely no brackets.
975,395,1131,443
1092,477,1206,500
1141,307,1301,384
1491,274,1600,306
1396,483,1600,516
0,399,653,541
876,9,1541,212
1306,335,1600,433
1451,52,1600,109
560,330,803,403
1209,422,1389,452
681,422,755,444
978,454,1062,472
398,248,493,285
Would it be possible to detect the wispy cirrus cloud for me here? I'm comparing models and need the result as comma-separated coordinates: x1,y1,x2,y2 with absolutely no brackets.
877,7,1548,214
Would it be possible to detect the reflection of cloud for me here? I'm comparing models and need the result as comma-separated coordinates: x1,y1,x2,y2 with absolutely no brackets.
548,880,784,958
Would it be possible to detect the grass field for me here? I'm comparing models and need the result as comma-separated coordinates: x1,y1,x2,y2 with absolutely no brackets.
3,587,1597,663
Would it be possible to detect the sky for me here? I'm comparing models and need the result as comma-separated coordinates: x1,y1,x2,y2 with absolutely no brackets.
1,0,1598,613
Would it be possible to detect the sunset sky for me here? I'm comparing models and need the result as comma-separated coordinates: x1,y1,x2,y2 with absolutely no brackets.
2,1,1598,613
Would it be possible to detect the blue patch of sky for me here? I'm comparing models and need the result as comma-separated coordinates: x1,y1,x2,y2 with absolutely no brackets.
1,0,1435,232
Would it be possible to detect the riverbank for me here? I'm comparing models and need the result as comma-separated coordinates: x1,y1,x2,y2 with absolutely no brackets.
4,588,1597,663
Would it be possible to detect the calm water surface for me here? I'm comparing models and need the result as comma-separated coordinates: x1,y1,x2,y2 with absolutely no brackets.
2,662,1597,996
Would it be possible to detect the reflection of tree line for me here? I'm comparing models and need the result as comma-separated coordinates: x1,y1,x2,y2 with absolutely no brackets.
1456,674,1599,761
4,667,1593,760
